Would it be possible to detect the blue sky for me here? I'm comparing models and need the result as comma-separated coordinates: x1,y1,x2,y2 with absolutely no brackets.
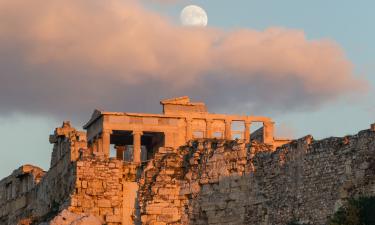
0,0,374,178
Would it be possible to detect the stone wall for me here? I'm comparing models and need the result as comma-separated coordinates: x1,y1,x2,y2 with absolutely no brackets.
68,156,138,225
139,147,187,225
138,139,270,225
0,165,45,225
250,130,375,224
1,123,375,225
139,129,375,225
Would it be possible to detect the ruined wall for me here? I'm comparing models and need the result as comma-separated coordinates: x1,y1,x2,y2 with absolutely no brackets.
1,122,375,225
250,130,375,224
0,165,45,225
68,157,138,225
0,122,140,225
27,122,88,223
138,139,266,225
139,129,375,225
0,122,88,224
139,147,187,225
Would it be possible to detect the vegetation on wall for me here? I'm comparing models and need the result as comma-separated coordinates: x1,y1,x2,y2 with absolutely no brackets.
329,196,375,225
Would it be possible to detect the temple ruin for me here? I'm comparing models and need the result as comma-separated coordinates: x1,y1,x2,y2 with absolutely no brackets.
84,96,289,162
1,97,375,225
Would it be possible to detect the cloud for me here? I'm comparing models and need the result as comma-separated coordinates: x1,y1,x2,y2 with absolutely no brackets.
0,0,367,123
149,0,183,4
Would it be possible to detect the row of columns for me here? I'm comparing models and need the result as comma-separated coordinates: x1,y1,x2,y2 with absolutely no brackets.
185,118,274,145
96,130,143,164
94,119,274,163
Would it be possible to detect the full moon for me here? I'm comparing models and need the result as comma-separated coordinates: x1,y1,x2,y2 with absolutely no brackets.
180,5,208,27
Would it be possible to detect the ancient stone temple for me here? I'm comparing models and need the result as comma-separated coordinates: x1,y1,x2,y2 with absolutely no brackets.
84,96,289,163
1,97,375,225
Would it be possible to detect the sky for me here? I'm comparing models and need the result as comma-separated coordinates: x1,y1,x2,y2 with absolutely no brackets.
0,0,374,178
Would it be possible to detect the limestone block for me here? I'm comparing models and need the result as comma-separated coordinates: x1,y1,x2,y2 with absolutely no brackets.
106,215,122,223
99,207,113,216
97,199,112,208
48,209,102,225
82,181,88,189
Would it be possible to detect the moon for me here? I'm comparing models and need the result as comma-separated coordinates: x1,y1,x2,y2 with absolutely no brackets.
180,5,208,27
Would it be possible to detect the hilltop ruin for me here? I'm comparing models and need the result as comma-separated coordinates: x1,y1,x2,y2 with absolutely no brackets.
1,97,375,225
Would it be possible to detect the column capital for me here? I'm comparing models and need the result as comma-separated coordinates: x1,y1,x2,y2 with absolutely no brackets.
101,129,112,134
205,118,214,123
132,130,144,135
225,119,232,123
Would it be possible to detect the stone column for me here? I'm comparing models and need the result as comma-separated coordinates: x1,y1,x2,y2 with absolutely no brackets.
263,121,275,145
102,130,111,158
133,131,143,164
116,146,125,160
225,119,232,140
206,119,213,138
91,139,98,153
186,118,192,141
244,121,251,143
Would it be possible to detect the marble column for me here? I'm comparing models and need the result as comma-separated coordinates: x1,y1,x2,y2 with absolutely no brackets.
263,121,275,145
186,118,193,141
225,119,232,140
206,119,213,138
133,131,143,164
244,121,251,143
116,146,125,160
101,130,111,158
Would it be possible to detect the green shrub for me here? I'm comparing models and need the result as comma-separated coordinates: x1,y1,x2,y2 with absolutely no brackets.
329,196,375,225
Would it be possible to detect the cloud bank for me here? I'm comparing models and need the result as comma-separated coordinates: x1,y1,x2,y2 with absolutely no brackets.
0,0,366,122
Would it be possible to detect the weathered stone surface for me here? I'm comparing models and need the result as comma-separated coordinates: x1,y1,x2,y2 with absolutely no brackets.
139,130,375,225
46,209,102,225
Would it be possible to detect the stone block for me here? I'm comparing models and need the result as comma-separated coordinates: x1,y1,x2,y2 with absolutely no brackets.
106,215,122,223
98,199,112,208
99,207,113,216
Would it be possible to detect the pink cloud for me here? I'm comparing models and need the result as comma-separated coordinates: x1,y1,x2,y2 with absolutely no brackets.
0,0,367,121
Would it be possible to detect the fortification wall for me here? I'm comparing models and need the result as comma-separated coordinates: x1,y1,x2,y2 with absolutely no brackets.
0,123,141,225
139,129,375,225
1,123,375,225
250,130,375,224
